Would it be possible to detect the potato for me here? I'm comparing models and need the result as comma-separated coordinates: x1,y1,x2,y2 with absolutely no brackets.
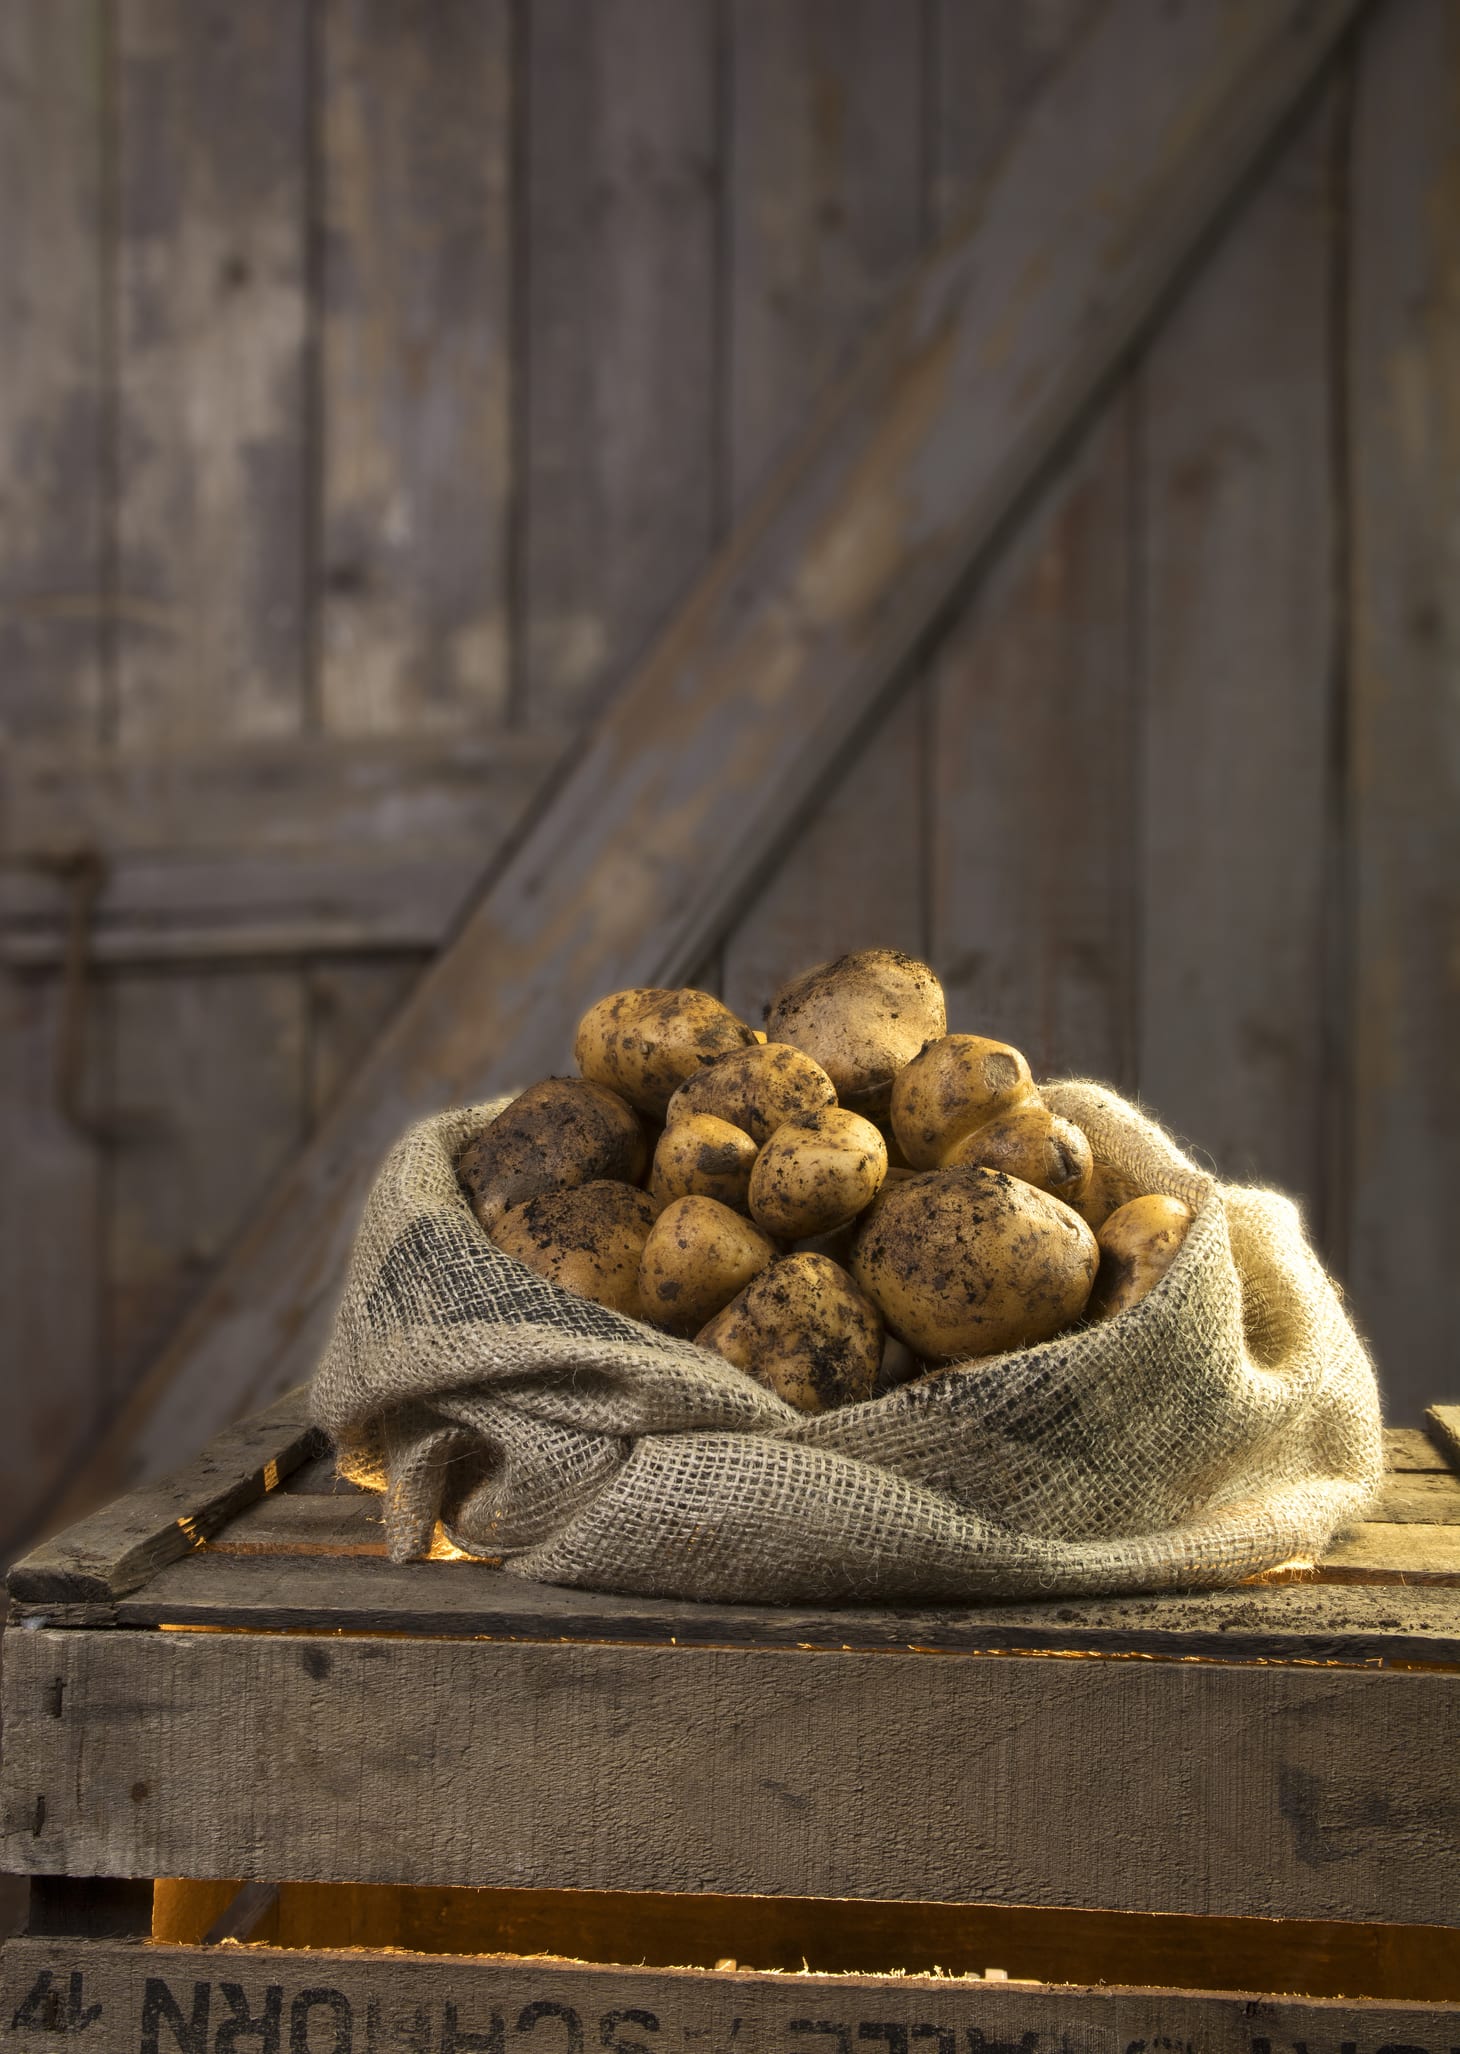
638,1195,777,1335
851,1166,1097,1361
942,1101,1092,1205
748,1107,887,1240
491,1180,658,1319
648,1113,759,1214
697,1253,882,1412
764,949,947,1116
574,988,757,1118
1070,1160,1143,1232
1090,1194,1193,1319
889,1033,1037,1170
666,1042,836,1146
457,1077,648,1229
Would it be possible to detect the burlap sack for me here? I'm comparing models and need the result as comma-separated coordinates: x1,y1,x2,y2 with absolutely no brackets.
311,1080,1383,1604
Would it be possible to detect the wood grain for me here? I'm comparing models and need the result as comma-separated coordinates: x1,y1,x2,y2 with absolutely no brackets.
1346,0,1460,1429
720,0,928,1022
5,1387,321,1606
113,0,309,746
520,0,718,724
105,970,309,1398
318,0,512,734
0,0,110,1569
6,1624,1457,1921
54,0,1365,1508
929,401,1136,1077
1428,1405,1460,1471
7,1937,1460,2054
1138,86,1339,1211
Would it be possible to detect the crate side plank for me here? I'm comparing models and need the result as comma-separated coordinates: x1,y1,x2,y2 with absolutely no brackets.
5,1630,1457,1923
4,1936,1459,2054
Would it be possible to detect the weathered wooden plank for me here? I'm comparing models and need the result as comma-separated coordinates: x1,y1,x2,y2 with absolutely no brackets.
1302,1522,1460,1585
6,1625,1456,1921
720,2,927,1023
930,401,1136,1077
1345,0,1460,1429
60,0,1365,1508
520,0,718,723
5,1388,321,1607
318,0,512,734
726,0,925,515
930,0,1101,229
1428,1405,1460,1471
113,0,309,745
105,970,310,1397
97,1548,1460,1667
1138,87,1339,1214
1365,1472,1460,1526
1387,1425,1455,1473
0,0,110,1575
0,973,105,1566
305,958,429,1124
7,1937,1459,2054
0,0,108,744
206,1492,384,1555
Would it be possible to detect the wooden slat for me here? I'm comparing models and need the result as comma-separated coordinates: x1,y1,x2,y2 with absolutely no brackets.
305,958,429,1125
720,0,928,1022
1365,1472,1460,1527
520,0,718,723
0,974,105,1566
1137,86,1339,1212
1302,1522,1460,1585
113,0,309,746
1428,1405,1460,1471
98,1549,1460,1667
205,1492,384,1556
60,0,1365,1509
0,1,110,1575
7,1937,1460,2054
6,1625,1456,1922
105,970,309,1399
929,401,1136,1077
318,0,512,734
1387,1425,1455,1473
5,1388,321,1607
1345,0,1460,1428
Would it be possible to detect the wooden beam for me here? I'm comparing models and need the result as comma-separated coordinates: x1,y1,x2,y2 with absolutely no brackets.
53,0,1363,1519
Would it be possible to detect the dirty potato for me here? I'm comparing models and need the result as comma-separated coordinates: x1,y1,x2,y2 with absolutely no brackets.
697,1253,882,1412
490,1180,658,1319
1090,1194,1194,1320
1070,1160,1143,1233
748,1107,887,1240
666,1042,837,1146
648,1113,759,1215
851,1166,1097,1362
574,988,758,1118
942,1101,1093,1206
457,1077,648,1229
764,949,947,1116
638,1195,777,1336
889,1033,1037,1170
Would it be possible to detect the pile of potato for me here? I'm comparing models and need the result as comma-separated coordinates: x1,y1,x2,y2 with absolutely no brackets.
456,950,1193,1413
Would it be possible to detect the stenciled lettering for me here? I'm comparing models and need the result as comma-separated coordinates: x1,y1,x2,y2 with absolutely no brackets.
599,2012,658,2053
139,1980,211,2054
288,1991,352,2054
214,1984,284,2054
789,2027,852,2054
440,2005,505,2054
516,2004,583,2054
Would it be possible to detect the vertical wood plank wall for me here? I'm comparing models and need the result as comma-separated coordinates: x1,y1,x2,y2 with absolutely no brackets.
1,1,1454,1554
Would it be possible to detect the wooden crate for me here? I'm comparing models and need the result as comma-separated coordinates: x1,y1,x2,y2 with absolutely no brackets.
4,1396,1459,2052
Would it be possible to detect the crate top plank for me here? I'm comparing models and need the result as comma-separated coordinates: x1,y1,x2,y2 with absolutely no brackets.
8,1395,1460,1666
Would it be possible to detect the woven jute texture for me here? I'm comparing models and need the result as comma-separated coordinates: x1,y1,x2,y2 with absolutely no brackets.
311,1080,1383,1603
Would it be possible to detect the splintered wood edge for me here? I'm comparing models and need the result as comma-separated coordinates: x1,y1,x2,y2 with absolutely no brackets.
1426,1405,1460,1471
6,1388,323,1607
